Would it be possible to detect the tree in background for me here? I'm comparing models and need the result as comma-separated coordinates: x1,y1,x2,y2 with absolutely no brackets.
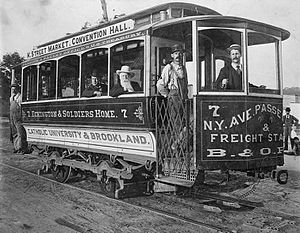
0,52,25,117
1,52,25,84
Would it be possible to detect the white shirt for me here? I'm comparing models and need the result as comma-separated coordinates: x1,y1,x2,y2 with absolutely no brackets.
231,63,242,71
10,93,21,106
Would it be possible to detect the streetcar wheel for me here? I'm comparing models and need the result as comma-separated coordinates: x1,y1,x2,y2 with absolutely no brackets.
105,179,116,193
52,165,71,183
101,178,117,198
277,170,288,185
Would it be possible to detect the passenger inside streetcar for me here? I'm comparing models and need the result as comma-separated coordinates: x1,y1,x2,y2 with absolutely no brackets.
82,70,108,97
214,44,266,91
110,65,141,97
214,44,243,90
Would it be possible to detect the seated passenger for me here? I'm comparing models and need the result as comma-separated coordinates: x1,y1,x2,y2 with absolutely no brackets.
62,82,75,97
214,44,243,90
82,70,107,97
110,65,141,97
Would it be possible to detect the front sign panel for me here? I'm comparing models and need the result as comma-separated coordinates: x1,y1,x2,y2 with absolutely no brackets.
199,99,283,161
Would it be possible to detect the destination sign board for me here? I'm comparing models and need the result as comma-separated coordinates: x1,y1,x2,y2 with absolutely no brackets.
27,19,135,59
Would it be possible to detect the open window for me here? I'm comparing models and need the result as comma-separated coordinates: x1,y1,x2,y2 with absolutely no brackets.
248,31,280,94
38,61,56,100
198,28,243,92
110,40,144,95
58,55,79,98
81,48,108,97
151,22,193,96
23,65,37,101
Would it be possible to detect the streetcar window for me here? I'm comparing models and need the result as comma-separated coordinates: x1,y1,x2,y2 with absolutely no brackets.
58,55,79,98
23,65,37,101
110,40,144,95
81,48,108,97
153,22,193,62
38,61,56,100
248,32,280,94
198,29,243,92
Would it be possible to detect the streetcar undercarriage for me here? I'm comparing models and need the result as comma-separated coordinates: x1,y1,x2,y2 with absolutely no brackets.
34,145,155,198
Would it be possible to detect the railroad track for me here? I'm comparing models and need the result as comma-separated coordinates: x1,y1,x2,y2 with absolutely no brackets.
0,148,228,233
1,146,299,233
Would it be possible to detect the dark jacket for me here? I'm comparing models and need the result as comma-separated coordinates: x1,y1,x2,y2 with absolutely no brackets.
215,65,242,90
283,114,299,128
82,83,108,97
110,81,141,97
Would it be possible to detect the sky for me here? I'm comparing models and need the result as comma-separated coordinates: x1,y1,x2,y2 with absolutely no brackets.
1,0,300,88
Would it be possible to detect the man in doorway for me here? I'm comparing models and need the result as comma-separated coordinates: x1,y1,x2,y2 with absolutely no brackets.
156,44,189,151
157,44,188,100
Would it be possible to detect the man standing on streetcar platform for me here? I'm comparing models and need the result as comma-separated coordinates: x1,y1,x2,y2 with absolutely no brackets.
156,44,188,100
156,44,189,150
283,107,299,151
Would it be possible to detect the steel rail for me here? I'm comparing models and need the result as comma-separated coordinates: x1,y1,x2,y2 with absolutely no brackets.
0,158,228,233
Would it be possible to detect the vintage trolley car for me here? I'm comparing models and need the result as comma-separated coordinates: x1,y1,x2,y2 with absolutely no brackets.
20,2,290,197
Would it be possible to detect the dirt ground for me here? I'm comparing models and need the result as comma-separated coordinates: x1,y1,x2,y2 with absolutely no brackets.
1,117,300,233
0,119,213,233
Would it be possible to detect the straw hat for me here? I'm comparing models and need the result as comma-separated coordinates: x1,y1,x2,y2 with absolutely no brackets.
227,44,241,53
116,65,135,77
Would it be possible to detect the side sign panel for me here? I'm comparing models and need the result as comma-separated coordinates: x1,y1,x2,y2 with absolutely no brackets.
200,100,283,161
22,100,145,126
24,125,156,158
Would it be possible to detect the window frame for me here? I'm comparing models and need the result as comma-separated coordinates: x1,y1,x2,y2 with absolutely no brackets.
108,39,146,98
195,24,282,97
197,26,246,96
57,55,80,99
37,60,57,100
80,48,109,98
22,65,38,102
246,29,282,97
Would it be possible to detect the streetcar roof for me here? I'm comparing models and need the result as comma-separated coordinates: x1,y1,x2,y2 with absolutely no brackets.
151,15,290,41
24,3,289,64
37,2,220,48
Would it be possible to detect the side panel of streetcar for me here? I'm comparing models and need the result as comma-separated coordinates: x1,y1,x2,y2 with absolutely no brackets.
22,97,157,164
196,96,284,171
22,98,150,127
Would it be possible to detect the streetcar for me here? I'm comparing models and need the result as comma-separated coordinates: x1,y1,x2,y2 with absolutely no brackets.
19,2,290,198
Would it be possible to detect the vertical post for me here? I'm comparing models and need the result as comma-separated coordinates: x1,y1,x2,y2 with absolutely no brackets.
36,65,40,100
155,96,159,179
78,54,82,97
100,0,108,21
11,69,15,97
55,60,59,99
186,99,190,180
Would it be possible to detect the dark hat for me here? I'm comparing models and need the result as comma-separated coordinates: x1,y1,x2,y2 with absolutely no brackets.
91,69,98,77
171,44,185,53
285,107,291,112
227,44,241,53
